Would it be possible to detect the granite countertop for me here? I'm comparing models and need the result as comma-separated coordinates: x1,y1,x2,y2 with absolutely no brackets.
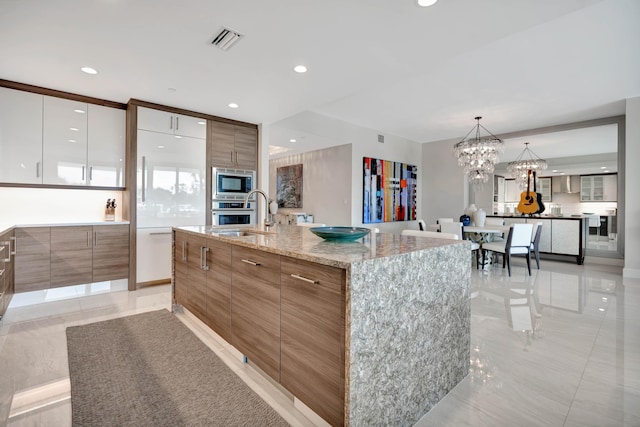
176,224,467,269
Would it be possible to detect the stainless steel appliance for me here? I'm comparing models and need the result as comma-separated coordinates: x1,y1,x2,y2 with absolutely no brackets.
211,199,256,225
211,168,257,225
212,167,256,199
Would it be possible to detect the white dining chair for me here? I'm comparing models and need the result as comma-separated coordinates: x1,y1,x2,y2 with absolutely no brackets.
530,222,543,269
485,217,506,241
440,222,482,268
436,218,454,224
418,219,427,231
481,223,534,276
401,229,459,240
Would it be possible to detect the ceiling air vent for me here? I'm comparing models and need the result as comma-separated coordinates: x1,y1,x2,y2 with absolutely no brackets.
211,27,244,51
378,134,385,143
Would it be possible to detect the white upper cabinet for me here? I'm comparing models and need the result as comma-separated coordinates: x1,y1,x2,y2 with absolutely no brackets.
0,87,44,184
87,104,126,187
42,96,89,185
137,107,206,139
581,174,617,201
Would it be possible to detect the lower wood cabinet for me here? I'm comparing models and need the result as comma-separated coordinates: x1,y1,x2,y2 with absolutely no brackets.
15,227,51,292
173,231,189,308
93,225,129,282
51,226,93,288
1,230,15,319
185,234,208,322
15,224,130,292
205,238,232,343
280,256,346,427
231,245,281,381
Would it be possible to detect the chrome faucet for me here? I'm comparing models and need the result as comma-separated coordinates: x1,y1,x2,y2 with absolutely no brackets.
244,189,273,228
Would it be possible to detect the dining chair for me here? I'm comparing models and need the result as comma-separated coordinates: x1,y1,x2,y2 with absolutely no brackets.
530,222,543,269
436,218,454,224
481,223,534,276
440,222,482,269
401,229,459,240
485,217,506,241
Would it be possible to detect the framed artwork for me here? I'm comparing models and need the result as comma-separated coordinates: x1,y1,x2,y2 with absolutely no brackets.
363,157,417,223
277,164,303,208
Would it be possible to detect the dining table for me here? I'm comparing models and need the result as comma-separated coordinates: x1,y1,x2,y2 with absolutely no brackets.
463,225,512,269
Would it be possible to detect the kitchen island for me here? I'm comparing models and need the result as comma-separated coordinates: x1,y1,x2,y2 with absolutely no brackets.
173,224,470,426
488,215,589,264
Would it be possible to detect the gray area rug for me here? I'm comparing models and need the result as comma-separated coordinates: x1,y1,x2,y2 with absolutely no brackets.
66,309,290,427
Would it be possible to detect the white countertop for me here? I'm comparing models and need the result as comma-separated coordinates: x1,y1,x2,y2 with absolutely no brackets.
1,221,130,235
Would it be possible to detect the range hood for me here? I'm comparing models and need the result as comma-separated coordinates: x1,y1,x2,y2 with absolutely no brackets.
552,175,580,193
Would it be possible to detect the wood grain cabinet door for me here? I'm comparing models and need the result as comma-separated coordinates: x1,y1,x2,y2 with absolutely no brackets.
231,245,281,381
205,238,232,342
14,227,51,292
233,126,257,170
208,121,235,168
173,231,189,307
280,256,346,427
92,225,129,282
185,234,208,323
50,226,93,288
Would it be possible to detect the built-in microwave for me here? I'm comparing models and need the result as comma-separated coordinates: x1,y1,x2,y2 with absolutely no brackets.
211,208,256,226
212,167,256,199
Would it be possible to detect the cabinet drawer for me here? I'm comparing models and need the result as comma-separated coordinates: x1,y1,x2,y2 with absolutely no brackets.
281,257,344,293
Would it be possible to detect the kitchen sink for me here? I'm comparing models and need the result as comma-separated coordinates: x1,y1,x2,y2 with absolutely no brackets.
209,229,256,237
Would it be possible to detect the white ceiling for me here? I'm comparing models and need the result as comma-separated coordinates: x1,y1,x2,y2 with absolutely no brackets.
1,0,638,158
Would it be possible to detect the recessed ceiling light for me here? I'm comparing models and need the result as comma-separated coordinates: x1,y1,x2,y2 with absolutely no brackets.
157,145,165,149
552,170,558,173
293,65,307,73
197,121,206,125
560,172,566,175
80,67,98,75
74,109,85,114
68,139,76,143
175,135,182,139
417,0,438,6
289,139,296,143
69,127,79,131
228,103,239,108
604,170,610,173
600,166,607,169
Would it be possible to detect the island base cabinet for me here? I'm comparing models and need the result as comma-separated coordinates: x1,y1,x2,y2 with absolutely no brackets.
280,256,346,427
205,239,232,343
185,235,208,322
231,246,281,382
173,231,189,308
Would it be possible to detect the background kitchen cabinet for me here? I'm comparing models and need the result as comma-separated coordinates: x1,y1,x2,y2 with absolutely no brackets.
87,104,126,187
50,226,93,288
538,177,551,202
136,111,206,285
208,122,258,170
580,175,616,201
15,227,51,292
42,97,89,185
1,231,15,319
137,107,206,139
280,256,346,427
0,87,44,184
504,179,519,202
493,176,505,203
231,245,281,381
92,224,129,282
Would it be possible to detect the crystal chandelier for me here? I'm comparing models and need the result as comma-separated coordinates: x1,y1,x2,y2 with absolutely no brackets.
506,142,547,189
453,116,504,187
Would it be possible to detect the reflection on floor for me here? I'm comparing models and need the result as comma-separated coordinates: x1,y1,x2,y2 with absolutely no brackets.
587,234,618,251
1,259,638,426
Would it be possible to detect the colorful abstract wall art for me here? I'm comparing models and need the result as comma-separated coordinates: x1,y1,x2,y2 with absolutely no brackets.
363,157,417,223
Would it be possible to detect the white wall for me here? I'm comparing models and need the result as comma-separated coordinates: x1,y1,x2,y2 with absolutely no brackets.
269,144,351,227
421,138,470,225
624,97,640,278
0,187,125,225
268,112,422,234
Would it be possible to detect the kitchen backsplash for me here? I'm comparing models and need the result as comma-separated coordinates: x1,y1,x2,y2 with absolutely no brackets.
0,187,125,224
495,192,617,216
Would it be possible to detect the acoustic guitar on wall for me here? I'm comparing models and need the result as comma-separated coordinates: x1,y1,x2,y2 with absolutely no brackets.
517,169,540,215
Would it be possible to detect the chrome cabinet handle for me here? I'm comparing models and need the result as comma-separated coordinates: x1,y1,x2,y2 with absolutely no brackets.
87,230,91,247
93,231,97,247
82,166,85,181
0,244,6,263
10,236,16,255
181,241,187,261
290,274,319,284
230,151,234,163
200,246,210,271
241,259,260,266
170,116,173,130
36,161,40,178
89,166,93,181
176,116,179,131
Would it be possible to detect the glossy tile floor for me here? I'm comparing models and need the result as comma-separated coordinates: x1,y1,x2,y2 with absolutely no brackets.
0,258,638,426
